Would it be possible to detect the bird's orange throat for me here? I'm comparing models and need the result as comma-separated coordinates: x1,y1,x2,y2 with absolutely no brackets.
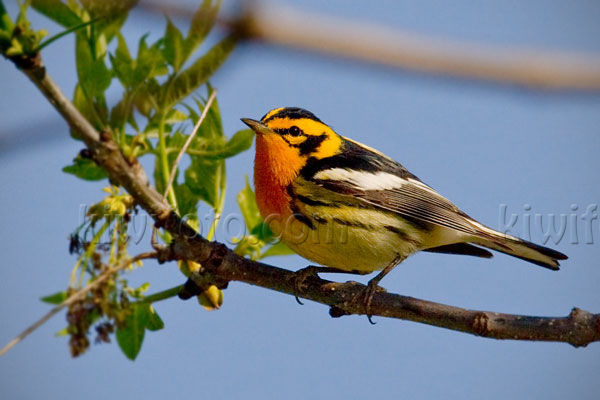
253,133,305,218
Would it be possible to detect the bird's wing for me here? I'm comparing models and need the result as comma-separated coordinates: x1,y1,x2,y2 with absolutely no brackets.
299,138,486,237
312,174,482,236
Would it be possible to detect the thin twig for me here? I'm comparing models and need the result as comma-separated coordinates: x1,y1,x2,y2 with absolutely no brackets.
138,284,184,304
162,89,218,199
0,252,157,357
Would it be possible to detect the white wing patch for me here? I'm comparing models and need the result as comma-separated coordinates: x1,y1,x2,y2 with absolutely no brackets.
314,168,407,191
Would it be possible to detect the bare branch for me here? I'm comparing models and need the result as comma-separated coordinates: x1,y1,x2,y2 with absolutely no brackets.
166,239,600,347
0,252,157,357
7,54,600,348
18,57,185,234
140,1,600,92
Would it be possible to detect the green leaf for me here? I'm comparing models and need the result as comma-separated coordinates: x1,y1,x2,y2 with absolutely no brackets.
112,34,167,94
233,235,264,260
145,306,164,331
221,129,254,158
180,91,225,144
63,156,108,181
79,0,137,18
250,221,275,242
110,33,134,88
133,78,160,117
116,303,150,360
72,84,108,132
185,157,220,208
260,241,295,259
237,175,262,231
168,130,189,149
185,129,252,159
259,242,296,259
84,2,133,44
109,36,137,129
115,37,166,119
40,291,67,304
72,84,92,131
183,0,221,59
195,91,224,139
0,1,14,33
115,31,131,61
161,35,236,109
75,33,111,98
31,0,82,28
136,35,168,85
174,183,200,218
163,18,185,71
164,109,188,124
109,97,131,132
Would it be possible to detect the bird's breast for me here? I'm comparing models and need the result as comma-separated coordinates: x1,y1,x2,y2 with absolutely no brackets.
253,171,291,220
253,134,303,219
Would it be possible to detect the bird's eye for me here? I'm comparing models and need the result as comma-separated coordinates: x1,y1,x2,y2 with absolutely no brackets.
288,126,301,136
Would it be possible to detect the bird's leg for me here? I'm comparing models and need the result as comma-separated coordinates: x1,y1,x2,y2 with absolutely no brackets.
293,265,368,305
363,255,406,324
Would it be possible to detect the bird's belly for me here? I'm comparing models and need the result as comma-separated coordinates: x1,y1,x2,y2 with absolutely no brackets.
271,211,423,272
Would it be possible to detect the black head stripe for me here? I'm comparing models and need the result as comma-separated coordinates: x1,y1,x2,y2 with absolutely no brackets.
300,139,421,180
262,107,323,123
299,133,327,156
277,128,326,156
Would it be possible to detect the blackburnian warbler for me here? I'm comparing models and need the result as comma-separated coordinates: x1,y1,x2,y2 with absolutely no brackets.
242,107,567,320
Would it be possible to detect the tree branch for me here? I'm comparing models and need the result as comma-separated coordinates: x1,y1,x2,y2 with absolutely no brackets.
164,238,600,347
140,1,600,92
8,54,600,347
17,56,194,238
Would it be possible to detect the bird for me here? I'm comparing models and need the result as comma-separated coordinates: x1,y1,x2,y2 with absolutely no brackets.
241,107,567,321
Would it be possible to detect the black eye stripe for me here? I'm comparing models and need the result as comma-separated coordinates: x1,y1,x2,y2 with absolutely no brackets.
299,133,327,156
275,127,305,137
279,133,327,156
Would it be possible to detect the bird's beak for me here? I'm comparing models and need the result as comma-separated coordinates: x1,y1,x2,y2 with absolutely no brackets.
241,118,273,136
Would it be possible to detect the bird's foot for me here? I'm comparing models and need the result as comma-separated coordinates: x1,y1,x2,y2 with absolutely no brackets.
360,278,387,324
292,265,357,305
291,265,325,305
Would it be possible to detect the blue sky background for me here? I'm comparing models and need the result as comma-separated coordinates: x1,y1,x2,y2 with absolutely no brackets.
1,0,599,398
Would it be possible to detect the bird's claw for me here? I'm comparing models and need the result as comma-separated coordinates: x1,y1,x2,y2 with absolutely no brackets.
291,265,322,305
361,279,386,324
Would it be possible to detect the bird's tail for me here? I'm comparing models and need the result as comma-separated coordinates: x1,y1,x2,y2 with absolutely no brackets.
468,223,567,270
